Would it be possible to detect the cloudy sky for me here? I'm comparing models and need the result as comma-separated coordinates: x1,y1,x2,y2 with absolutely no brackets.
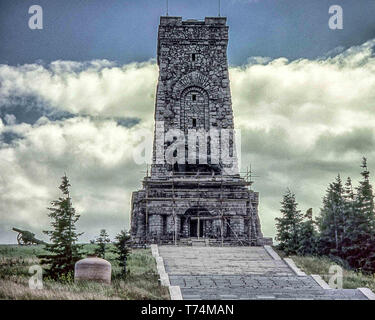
1,0,375,243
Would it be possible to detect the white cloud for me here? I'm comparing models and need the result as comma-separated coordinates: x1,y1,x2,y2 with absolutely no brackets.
0,117,150,243
4,114,16,125
0,60,158,122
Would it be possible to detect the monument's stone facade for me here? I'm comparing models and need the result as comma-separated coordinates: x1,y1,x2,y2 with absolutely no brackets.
130,16,271,246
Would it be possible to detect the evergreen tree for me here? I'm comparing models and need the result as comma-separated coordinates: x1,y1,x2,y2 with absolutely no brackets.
356,158,375,233
341,177,357,262
93,229,111,259
343,177,355,230
113,230,132,276
317,175,345,256
275,189,303,255
297,208,317,256
39,175,83,279
344,158,375,271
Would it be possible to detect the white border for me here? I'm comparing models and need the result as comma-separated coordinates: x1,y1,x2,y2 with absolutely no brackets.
151,244,183,300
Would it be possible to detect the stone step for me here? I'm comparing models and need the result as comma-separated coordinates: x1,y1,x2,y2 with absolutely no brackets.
180,288,367,300
170,274,368,300
169,275,320,289
190,238,209,247
172,275,367,300
158,246,372,300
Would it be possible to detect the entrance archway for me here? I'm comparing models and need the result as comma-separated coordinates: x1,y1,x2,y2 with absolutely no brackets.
181,207,211,239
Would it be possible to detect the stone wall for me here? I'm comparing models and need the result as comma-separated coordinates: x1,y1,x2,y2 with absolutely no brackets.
130,176,267,245
151,16,234,178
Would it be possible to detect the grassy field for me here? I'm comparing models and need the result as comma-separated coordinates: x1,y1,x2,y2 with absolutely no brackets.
290,255,375,292
0,244,169,300
274,248,375,292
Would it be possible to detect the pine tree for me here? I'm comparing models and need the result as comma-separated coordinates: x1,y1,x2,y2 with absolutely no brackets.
345,158,375,271
343,177,355,229
93,229,111,259
341,177,357,262
113,230,132,276
275,189,303,255
317,175,345,257
39,175,83,279
356,158,375,233
297,208,317,256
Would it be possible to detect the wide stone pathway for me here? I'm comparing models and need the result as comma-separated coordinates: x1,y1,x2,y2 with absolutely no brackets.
158,246,370,300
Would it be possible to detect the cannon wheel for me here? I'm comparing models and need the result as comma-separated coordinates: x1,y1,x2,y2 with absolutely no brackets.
17,233,26,245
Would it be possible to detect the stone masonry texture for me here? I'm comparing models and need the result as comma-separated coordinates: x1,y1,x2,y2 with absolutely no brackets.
159,246,369,300
130,17,271,246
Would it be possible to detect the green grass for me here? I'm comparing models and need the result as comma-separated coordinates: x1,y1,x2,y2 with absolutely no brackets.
0,244,169,300
272,247,375,292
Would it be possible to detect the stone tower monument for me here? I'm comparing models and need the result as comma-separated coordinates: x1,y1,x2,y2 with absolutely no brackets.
130,16,271,246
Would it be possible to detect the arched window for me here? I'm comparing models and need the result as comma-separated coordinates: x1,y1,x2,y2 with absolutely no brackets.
180,86,209,131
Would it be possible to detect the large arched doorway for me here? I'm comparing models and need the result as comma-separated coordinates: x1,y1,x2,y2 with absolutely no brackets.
181,207,212,238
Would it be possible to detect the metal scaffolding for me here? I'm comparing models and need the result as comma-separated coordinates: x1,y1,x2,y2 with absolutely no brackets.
141,165,259,246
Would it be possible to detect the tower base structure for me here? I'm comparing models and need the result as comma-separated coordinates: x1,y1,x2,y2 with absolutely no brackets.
130,175,272,246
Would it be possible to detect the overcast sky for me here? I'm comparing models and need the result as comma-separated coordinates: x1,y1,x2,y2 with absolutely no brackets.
1,0,375,243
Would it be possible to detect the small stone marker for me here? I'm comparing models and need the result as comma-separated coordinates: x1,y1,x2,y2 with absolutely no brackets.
74,256,111,284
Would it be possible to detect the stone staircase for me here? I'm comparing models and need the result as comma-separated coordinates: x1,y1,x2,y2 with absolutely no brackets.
178,237,256,247
157,246,374,300
169,274,367,300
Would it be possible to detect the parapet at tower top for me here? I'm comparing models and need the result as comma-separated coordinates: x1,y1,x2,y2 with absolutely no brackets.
160,16,227,26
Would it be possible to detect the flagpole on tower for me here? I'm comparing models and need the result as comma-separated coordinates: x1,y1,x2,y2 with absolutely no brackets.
166,0,169,16
218,0,221,17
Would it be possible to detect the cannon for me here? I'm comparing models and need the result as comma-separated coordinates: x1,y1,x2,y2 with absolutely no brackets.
12,228,46,245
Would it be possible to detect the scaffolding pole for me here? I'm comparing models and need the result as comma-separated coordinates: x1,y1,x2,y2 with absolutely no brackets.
172,177,177,246
197,180,200,240
145,176,149,240
220,179,224,247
